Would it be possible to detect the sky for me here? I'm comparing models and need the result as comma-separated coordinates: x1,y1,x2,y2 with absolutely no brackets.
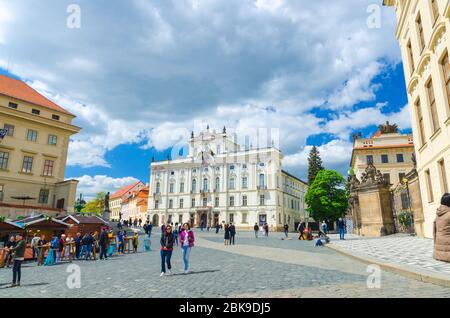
0,0,411,199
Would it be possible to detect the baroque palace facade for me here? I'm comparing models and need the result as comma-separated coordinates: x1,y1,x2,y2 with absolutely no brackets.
147,127,308,231
384,0,450,238
0,75,80,219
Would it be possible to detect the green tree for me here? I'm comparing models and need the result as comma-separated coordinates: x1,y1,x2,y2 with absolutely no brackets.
305,170,348,222
81,192,106,215
307,146,324,185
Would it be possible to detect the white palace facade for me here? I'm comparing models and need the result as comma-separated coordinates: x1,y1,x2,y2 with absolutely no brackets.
147,127,308,231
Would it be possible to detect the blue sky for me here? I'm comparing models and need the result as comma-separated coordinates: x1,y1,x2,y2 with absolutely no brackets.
0,0,412,198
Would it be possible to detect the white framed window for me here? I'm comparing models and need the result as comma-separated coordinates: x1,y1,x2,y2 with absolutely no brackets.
229,178,235,190
48,135,57,146
27,129,37,142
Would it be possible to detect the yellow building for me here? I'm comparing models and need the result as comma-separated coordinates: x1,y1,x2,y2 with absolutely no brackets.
0,75,80,219
384,0,450,238
109,181,146,221
350,124,415,188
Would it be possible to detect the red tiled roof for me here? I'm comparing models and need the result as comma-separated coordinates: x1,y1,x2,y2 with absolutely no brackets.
110,181,144,199
0,74,73,115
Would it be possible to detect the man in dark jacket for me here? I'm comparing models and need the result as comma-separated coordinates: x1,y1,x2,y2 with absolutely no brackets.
8,234,25,287
254,223,260,238
229,223,236,245
99,228,109,260
284,224,289,238
74,233,82,260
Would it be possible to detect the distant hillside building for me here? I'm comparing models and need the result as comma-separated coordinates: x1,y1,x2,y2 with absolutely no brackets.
0,75,80,219
109,181,146,221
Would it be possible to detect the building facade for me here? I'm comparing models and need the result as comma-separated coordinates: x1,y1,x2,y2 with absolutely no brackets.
384,0,450,238
147,127,308,231
350,123,415,188
0,75,80,219
120,187,149,224
109,181,146,221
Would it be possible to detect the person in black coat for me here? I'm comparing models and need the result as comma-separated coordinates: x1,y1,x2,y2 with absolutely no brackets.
74,233,82,259
160,225,175,276
99,228,109,260
229,223,236,245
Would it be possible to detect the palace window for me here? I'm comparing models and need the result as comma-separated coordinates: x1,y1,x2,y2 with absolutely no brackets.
169,183,174,193
425,169,434,202
52,114,60,121
43,160,54,177
431,0,439,24
416,14,426,53
407,40,415,75
203,198,207,207
3,124,14,136
180,182,185,193
242,195,248,206
260,195,265,206
381,154,389,164
439,159,449,194
215,177,220,192
27,129,37,142
31,109,40,115
230,165,235,171
383,173,391,185
203,178,209,192
229,178,235,190
242,213,248,224
229,196,235,207
156,182,161,194
22,156,33,173
396,154,404,163
191,198,196,208
8,102,18,109
48,135,57,146
169,199,173,209
242,177,248,189
366,155,374,165
192,179,197,192
215,197,219,207
259,174,265,188
0,151,9,170
179,199,184,209
155,200,159,209
440,51,450,111
426,79,440,133
415,98,426,146
38,189,49,204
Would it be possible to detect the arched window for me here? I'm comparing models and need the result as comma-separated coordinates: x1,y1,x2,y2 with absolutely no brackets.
215,177,220,191
203,178,209,192
192,179,197,192
259,174,265,187
156,182,161,193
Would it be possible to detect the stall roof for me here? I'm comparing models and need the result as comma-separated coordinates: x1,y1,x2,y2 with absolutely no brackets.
15,215,70,228
0,220,24,232
62,214,107,225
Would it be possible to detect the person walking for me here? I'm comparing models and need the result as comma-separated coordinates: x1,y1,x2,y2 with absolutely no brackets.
229,223,236,245
321,221,328,235
180,223,195,274
37,234,47,263
434,193,450,263
31,234,40,260
148,222,153,237
117,231,125,254
215,223,220,234
99,228,109,260
263,223,269,237
132,231,139,253
337,218,345,240
297,222,305,240
224,224,230,245
139,218,142,227
7,234,26,287
283,224,289,238
173,223,179,246
56,234,66,263
160,224,175,276
3,236,16,268
254,223,259,238
74,233,82,260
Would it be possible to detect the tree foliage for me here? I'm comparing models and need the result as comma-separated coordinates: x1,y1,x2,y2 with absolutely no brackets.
307,146,324,185
81,192,106,215
305,170,348,222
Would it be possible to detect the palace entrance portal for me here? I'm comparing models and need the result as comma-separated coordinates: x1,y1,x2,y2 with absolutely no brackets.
196,207,212,228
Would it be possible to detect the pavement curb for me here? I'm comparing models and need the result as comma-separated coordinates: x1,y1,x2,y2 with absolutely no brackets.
327,244,450,288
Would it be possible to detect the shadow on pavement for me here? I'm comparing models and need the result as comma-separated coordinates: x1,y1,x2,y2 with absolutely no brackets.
172,269,220,276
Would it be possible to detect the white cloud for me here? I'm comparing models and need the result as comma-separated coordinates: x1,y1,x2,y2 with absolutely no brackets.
0,0,405,178
73,175,141,200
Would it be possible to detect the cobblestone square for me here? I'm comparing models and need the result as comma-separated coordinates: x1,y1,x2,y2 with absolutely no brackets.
1,231,450,298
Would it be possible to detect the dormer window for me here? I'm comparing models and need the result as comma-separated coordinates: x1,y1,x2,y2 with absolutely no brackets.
32,109,40,115
52,114,60,121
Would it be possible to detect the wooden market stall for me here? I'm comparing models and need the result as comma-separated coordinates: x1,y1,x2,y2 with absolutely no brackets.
0,220,24,267
61,214,107,237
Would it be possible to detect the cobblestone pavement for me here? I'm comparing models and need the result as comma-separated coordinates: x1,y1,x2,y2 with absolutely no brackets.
328,233,450,276
0,231,449,298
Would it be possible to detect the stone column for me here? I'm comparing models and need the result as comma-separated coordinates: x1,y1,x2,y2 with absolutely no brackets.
406,169,425,237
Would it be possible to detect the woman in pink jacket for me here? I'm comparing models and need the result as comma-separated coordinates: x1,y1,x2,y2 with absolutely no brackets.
180,223,195,274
